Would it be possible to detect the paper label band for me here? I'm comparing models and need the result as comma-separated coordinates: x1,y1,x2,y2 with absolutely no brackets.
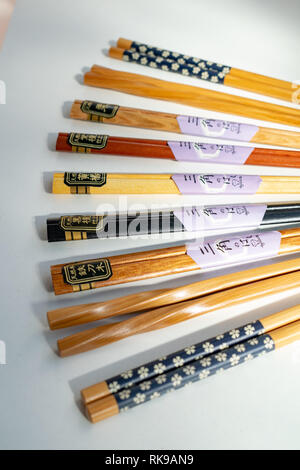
168,141,253,164
64,173,107,187
63,259,112,285
186,231,282,268
80,101,119,120
173,205,267,232
176,116,259,142
172,174,262,195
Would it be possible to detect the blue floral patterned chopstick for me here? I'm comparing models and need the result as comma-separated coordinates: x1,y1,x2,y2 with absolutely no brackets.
84,319,265,402
113,332,275,413
126,40,230,74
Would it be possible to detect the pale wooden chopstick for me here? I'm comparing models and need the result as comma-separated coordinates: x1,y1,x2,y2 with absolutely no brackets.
57,270,300,357
83,65,300,127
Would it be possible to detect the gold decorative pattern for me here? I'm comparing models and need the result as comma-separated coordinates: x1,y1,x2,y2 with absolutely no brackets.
63,259,112,286
64,173,107,188
80,101,119,121
67,133,108,151
60,215,104,232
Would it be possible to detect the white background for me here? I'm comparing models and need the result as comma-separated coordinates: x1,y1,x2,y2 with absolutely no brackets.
1,0,300,450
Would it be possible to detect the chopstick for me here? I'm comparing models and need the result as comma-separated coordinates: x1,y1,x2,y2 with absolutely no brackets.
46,204,300,243
114,38,296,103
57,270,300,357
81,304,300,405
70,100,300,150
52,172,300,195
84,316,300,423
56,132,300,169
83,66,300,127
50,228,300,296
47,256,300,330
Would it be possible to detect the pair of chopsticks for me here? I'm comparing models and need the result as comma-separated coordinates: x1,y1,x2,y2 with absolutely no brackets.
83,66,300,127
70,100,300,150
50,228,300,296
55,271,300,358
56,132,300,169
108,38,297,104
49,257,300,358
52,172,300,195
83,307,300,423
47,204,300,243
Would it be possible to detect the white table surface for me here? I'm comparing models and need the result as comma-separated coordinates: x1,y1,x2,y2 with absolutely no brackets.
1,0,300,450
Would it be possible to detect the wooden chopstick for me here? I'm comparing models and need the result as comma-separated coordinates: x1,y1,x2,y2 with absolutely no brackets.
83,66,300,127
50,228,300,296
84,316,300,423
70,100,300,150
47,256,300,330
57,271,300,357
117,38,295,93
56,132,300,169
81,303,300,405
52,172,300,195
110,44,294,103
46,204,300,243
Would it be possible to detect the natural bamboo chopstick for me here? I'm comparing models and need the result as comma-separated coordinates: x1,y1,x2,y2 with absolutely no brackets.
46,204,300,243
57,271,300,357
117,38,295,95
83,66,300,127
85,317,300,423
70,100,300,150
52,172,300,195
56,131,300,169
50,228,300,296
81,304,300,405
110,45,295,103
47,255,300,330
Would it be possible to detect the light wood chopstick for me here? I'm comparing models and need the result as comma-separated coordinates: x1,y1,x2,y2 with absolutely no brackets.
110,45,295,103
85,317,300,423
52,172,300,195
81,303,300,405
51,228,300,296
70,100,300,150
57,271,300,357
47,256,300,330
83,66,300,127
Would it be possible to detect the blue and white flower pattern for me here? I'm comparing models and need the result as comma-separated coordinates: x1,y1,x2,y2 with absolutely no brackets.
115,333,274,412
122,41,231,84
106,320,265,395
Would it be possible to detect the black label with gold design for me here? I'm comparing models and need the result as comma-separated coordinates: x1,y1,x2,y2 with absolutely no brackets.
68,133,108,150
63,259,112,285
80,101,119,119
60,215,104,232
64,173,107,187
